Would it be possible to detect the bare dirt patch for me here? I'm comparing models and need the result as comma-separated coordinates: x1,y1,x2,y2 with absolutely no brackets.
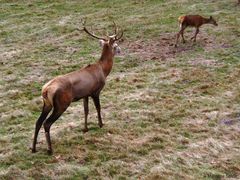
125,32,228,61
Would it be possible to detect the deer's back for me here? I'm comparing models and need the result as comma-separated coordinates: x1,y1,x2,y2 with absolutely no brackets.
69,64,106,100
41,63,106,103
179,15,204,27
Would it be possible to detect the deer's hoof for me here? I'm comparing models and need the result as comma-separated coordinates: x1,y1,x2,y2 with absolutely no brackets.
30,146,36,153
99,123,104,128
191,38,196,42
82,128,89,133
47,150,53,155
31,148,36,153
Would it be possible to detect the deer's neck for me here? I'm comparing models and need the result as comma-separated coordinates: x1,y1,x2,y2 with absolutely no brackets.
99,45,114,77
203,17,211,25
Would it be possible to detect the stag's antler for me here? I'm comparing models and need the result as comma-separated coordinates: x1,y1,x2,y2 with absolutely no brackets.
113,21,118,35
112,21,123,41
80,20,123,41
82,20,107,40
115,29,123,41
83,27,107,40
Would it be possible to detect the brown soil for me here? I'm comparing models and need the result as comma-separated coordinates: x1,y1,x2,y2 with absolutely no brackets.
125,32,227,61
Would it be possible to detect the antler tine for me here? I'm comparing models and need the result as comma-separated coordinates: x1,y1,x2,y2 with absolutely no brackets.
115,28,123,41
80,19,106,40
113,21,118,35
75,19,87,32
83,24,107,40
81,18,86,26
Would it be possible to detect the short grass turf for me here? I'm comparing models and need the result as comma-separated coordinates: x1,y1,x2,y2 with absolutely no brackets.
0,0,240,179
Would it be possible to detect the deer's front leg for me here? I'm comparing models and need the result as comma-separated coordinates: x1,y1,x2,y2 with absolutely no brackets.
191,28,199,42
92,95,103,128
83,97,89,133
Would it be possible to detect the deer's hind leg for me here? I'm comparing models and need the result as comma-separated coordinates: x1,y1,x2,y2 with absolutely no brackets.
175,23,187,47
180,24,187,43
32,102,52,153
43,90,71,155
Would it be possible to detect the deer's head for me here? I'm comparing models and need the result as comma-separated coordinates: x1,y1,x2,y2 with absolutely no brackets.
83,22,123,55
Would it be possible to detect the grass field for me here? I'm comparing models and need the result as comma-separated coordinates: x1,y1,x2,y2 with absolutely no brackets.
0,0,240,179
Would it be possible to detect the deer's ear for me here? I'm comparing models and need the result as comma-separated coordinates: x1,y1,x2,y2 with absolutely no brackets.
99,39,105,47
210,16,213,19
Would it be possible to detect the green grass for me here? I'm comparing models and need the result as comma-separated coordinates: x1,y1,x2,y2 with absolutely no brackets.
0,0,240,179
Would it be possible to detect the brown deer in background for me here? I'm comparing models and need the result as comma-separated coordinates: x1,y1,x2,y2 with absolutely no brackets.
32,22,123,155
175,15,218,47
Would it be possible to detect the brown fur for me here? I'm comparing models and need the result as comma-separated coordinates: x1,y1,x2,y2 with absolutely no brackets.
32,32,122,154
175,15,218,47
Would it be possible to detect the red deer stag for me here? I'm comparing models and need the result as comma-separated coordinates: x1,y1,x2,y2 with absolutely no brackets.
175,15,218,47
32,22,123,154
